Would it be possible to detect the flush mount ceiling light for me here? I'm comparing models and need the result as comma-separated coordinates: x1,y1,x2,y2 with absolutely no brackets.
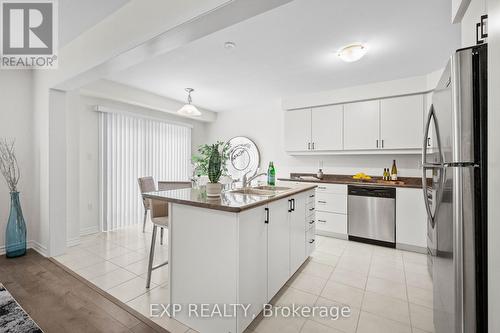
337,43,367,62
178,88,202,117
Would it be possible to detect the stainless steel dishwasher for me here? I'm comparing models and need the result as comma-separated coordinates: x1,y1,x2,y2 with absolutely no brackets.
348,185,396,247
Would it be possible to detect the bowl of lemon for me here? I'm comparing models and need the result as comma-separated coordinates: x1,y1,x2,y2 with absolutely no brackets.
352,172,372,181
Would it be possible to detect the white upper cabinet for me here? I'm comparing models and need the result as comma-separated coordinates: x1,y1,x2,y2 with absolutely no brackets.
343,100,380,150
380,95,424,149
284,109,311,151
311,105,343,151
284,93,426,154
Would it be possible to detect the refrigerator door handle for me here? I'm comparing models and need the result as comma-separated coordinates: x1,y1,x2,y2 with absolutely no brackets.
422,166,436,228
422,104,444,166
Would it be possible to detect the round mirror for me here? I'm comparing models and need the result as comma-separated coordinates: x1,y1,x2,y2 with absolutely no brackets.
225,137,260,181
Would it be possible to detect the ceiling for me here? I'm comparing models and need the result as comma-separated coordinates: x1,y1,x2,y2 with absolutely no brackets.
59,0,130,47
108,0,460,112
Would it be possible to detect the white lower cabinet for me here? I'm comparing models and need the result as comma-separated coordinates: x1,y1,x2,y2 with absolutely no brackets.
396,188,428,250
316,211,348,235
267,198,291,299
237,207,268,333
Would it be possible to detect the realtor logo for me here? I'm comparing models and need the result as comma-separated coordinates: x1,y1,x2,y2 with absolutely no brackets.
1,0,58,68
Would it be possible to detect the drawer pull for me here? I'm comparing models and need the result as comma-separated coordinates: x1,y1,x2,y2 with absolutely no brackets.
309,194,315,198
309,239,315,244
318,219,326,223
309,207,315,211
318,186,327,190
309,220,315,225
318,200,327,204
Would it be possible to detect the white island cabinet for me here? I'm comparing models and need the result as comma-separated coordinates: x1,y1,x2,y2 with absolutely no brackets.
147,186,316,333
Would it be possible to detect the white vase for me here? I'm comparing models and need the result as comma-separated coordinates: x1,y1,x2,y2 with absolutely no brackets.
206,182,222,197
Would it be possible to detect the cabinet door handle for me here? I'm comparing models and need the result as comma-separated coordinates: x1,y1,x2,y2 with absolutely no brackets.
312,142,315,150
309,239,316,244
318,200,327,204
308,142,311,150
309,194,315,198
264,208,269,224
376,140,379,148
381,139,384,148
317,186,326,190
309,220,315,225
291,199,295,212
309,207,315,212
318,219,326,223
427,137,431,147
288,200,292,212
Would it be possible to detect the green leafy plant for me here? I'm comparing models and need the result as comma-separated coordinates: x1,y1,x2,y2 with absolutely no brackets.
208,145,222,183
192,141,230,178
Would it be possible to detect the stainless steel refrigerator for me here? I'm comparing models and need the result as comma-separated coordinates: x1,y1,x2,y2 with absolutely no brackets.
422,44,487,333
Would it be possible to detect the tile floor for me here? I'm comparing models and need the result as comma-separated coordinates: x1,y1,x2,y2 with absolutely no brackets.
55,227,434,333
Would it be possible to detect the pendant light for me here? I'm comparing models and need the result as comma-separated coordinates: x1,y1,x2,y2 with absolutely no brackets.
177,88,201,117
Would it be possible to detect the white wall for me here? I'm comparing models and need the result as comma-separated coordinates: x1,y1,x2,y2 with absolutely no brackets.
0,71,36,254
206,100,422,180
461,0,487,47
64,92,207,244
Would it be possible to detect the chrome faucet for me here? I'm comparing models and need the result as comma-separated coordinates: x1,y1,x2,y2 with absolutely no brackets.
242,169,267,188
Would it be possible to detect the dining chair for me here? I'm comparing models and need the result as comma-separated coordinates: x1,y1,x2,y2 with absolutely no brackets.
146,198,169,288
156,181,191,244
138,177,156,233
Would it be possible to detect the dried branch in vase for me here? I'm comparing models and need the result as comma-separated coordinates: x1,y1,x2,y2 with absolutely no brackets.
0,139,20,192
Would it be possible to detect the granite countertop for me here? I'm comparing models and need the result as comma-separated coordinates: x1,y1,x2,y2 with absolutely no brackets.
279,173,428,189
142,184,317,213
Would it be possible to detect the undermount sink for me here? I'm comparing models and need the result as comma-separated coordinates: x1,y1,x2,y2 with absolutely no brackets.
230,186,292,197
252,186,291,191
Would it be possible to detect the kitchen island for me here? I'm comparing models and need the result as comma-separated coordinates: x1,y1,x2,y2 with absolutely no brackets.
143,184,317,333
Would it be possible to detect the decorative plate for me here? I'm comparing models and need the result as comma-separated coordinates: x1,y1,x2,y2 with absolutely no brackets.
225,136,260,181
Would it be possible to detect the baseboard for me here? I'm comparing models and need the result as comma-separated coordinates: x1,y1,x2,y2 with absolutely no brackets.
29,240,48,257
0,240,48,257
315,230,348,240
396,243,427,254
80,225,99,236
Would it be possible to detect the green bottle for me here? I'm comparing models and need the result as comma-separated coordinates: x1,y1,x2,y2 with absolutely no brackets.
267,162,276,186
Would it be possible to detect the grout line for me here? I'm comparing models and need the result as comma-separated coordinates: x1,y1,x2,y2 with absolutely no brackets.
402,254,414,333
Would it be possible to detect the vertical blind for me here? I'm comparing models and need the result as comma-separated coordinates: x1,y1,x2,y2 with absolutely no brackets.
100,111,191,231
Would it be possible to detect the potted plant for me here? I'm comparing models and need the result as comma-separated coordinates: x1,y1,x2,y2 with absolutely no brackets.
192,141,230,191
0,139,26,258
192,142,230,196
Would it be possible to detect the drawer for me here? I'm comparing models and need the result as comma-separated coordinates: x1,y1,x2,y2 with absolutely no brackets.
306,227,316,255
315,183,347,194
316,211,347,235
306,201,316,215
306,191,316,205
316,192,347,214
306,215,316,231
